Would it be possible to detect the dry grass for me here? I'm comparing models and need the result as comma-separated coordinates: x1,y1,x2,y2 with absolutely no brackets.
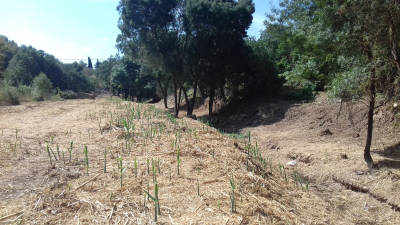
211,93,400,224
0,97,334,225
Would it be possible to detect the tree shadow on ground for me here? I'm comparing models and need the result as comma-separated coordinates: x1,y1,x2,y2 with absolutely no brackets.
375,142,400,169
376,142,400,159
197,98,302,133
375,159,400,169
180,97,206,111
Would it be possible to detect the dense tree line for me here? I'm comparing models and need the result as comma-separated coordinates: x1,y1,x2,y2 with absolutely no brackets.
0,35,105,104
116,0,282,117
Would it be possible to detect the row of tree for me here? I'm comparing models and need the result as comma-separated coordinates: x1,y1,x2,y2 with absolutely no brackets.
115,0,282,117
0,35,97,93
113,0,400,168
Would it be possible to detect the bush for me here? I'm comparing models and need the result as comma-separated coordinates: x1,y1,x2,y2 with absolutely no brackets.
57,90,77,99
16,85,33,102
281,82,316,101
32,72,53,101
0,83,19,105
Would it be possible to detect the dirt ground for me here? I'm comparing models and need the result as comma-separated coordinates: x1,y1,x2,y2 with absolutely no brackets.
1,95,400,224
206,93,400,224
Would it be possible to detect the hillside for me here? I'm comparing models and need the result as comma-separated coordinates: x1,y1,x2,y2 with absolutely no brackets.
1,96,400,224
0,97,330,224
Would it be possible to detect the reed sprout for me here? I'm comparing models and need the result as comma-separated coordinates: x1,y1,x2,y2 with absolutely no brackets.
145,183,161,222
230,176,236,213
104,149,107,173
84,145,89,175
118,156,126,188
46,144,53,166
68,141,73,163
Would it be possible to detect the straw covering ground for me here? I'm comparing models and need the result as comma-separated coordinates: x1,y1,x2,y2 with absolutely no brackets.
0,97,399,224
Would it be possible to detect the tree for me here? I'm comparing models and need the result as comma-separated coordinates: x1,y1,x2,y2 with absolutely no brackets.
4,46,41,85
88,57,93,69
95,56,119,90
183,0,254,116
0,35,18,79
117,0,254,117
32,72,53,100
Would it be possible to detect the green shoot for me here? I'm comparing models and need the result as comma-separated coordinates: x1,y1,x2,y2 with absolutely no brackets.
104,149,107,173
134,157,138,177
152,159,157,183
84,145,89,175
147,158,150,175
157,159,160,174
46,144,53,166
230,176,236,213
176,146,181,175
49,146,58,161
197,179,200,196
68,141,73,163
62,149,65,165
144,183,161,222
56,144,61,160
118,156,126,188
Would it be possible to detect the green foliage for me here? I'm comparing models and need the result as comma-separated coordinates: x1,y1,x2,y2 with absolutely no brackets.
57,90,78,99
327,57,369,101
95,56,118,90
0,82,19,105
32,72,53,101
0,35,18,79
111,57,156,101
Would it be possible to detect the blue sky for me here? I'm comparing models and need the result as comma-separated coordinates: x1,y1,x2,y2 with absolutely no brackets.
0,0,279,63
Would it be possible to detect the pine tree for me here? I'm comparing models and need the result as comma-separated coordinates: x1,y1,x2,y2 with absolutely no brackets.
88,57,93,69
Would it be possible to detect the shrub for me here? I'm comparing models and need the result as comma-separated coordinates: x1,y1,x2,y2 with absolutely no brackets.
0,83,19,105
32,72,53,101
57,90,77,99
17,85,33,102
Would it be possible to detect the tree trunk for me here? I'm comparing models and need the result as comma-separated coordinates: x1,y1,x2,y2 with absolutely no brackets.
163,95,168,109
173,80,179,117
364,66,376,170
183,81,198,116
157,77,169,109
183,88,190,114
178,87,182,110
